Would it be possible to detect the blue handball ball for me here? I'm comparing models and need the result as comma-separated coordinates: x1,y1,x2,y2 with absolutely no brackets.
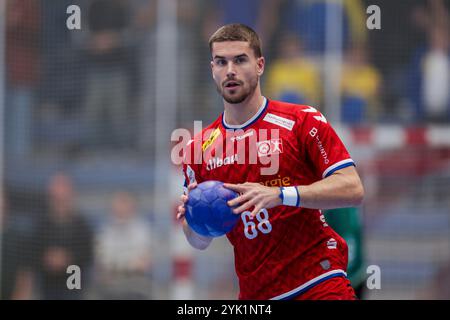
185,180,239,237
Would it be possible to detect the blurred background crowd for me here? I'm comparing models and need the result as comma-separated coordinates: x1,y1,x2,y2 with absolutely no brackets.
0,0,449,300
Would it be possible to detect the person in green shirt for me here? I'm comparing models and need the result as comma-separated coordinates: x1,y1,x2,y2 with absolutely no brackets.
324,207,366,299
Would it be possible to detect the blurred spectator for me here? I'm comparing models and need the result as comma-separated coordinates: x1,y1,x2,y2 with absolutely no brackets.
94,192,152,299
366,0,425,76
84,0,132,148
340,44,381,124
176,0,205,130
420,26,449,122
203,0,261,32
429,261,450,299
202,0,283,61
131,0,156,151
5,0,40,159
0,194,34,300
34,173,93,299
202,0,277,47
37,0,86,153
39,0,83,113
265,33,321,105
275,0,354,57
407,0,450,123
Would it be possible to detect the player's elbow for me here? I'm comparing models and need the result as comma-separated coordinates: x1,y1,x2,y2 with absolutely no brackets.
187,234,212,250
183,221,213,250
351,179,365,207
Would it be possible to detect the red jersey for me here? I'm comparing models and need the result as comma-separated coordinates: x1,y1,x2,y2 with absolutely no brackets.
182,98,355,300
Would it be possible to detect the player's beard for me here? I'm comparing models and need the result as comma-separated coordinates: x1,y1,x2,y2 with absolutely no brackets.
217,75,259,104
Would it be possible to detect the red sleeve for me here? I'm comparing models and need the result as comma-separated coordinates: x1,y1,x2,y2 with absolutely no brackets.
298,107,355,178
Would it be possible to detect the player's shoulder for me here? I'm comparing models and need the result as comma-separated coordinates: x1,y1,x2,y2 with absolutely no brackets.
267,99,322,122
191,114,222,142
183,115,222,172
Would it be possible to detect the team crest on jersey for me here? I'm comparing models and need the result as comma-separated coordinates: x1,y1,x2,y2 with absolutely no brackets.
256,139,283,157
202,127,221,151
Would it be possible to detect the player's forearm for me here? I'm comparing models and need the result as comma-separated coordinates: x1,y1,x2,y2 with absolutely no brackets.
295,167,364,210
182,219,213,250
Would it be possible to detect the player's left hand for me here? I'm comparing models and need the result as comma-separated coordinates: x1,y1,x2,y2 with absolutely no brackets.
224,182,282,217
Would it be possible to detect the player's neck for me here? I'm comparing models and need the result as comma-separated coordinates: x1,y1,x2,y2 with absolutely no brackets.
223,88,265,126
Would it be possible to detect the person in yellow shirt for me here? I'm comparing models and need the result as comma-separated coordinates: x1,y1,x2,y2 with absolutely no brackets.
341,44,382,123
265,33,321,106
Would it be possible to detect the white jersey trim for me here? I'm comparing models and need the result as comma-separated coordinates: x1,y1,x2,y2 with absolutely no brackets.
222,97,267,129
322,159,355,178
270,269,347,300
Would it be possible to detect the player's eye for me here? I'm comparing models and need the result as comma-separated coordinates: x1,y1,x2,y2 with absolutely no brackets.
235,57,247,64
215,59,227,66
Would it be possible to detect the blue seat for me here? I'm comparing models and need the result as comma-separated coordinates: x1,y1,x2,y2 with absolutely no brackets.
341,95,367,124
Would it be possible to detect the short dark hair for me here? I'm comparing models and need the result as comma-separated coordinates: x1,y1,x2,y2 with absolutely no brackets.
208,23,262,58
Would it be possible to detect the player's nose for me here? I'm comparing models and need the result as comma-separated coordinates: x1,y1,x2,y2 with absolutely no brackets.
226,62,237,77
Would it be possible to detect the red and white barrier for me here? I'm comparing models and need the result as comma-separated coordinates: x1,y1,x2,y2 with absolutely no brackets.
335,126,450,149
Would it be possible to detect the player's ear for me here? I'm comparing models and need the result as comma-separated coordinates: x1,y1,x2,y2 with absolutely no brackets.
256,56,265,76
211,61,215,79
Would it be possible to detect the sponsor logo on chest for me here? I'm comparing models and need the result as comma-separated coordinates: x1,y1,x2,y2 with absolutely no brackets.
202,127,221,152
206,154,239,171
230,130,254,142
263,113,295,130
204,137,284,171
256,139,283,157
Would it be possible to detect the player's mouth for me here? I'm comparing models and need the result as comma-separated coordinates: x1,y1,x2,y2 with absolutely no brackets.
224,81,241,89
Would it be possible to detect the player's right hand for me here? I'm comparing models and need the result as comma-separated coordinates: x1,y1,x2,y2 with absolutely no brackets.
176,182,197,220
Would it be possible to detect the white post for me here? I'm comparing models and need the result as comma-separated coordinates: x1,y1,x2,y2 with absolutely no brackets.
324,0,344,124
154,0,192,299
0,0,6,299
